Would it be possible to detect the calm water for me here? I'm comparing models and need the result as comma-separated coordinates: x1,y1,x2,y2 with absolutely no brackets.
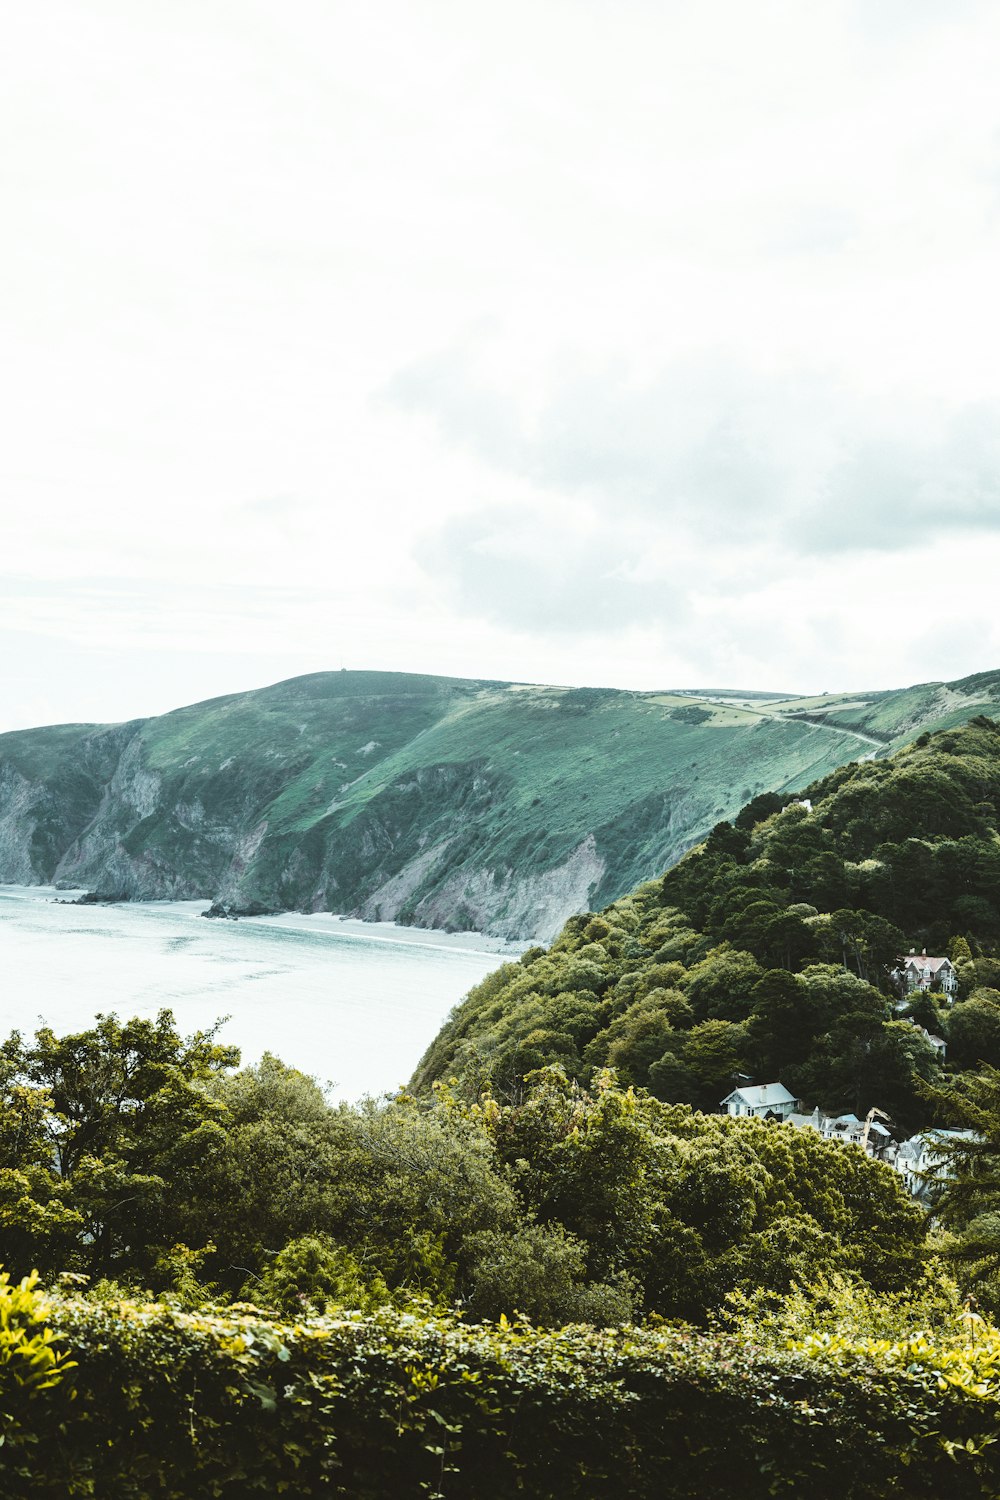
0,887,518,1100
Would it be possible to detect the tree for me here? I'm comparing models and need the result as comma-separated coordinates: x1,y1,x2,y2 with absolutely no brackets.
681,1021,748,1110
823,910,905,986
925,1067,1000,1311
585,991,690,1086
461,1221,634,1325
900,990,947,1036
683,947,763,1023
734,792,788,831
256,1235,388,1315
646,1050,697,1105
948,994,1000,1070
746,970,813,1079
0,1011,237,1279
14,1011,237,1178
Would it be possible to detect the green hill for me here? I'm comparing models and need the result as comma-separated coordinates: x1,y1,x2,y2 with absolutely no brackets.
414,715,1000,1125
3,667,1000,939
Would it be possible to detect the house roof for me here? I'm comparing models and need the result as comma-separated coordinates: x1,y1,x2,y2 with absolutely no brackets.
722,1083,796,1109
895,1138,923,1164
786,1108,890,1135
901,954,952,972
897,1128,978,1163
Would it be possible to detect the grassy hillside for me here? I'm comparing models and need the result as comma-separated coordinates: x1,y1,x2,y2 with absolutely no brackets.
721,667,1000,751
3,667,1000,938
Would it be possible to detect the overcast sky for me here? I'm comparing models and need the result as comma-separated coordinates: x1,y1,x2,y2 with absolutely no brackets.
4,0,1000,731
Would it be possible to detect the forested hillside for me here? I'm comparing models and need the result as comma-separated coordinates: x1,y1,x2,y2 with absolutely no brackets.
415,716,1000,1131
4,666,1000,940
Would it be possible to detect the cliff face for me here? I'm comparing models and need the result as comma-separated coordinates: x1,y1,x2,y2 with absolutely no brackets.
0,722,139,889
3,668,996,940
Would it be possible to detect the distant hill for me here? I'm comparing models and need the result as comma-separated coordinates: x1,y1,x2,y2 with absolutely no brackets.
3,667,1000,939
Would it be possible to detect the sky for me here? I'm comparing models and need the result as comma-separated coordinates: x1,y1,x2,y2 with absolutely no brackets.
4,0,1000,731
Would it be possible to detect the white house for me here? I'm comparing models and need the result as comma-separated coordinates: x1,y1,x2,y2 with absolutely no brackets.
892,1128,977,1200
914,1023,947,1059
720,1082,798,1120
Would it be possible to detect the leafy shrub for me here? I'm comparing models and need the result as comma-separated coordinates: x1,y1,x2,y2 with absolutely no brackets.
4,1292,1000,1497
255,1235,390,1315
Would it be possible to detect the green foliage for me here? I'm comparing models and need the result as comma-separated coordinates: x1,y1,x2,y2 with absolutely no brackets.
719,1265,962,1347
0,1011,236,1281
2,1291,1000,1498
0,1009,930,1329
256,1236,390,1316
462,1221,635,1326
926,1066,1000,1310
0,1269,75,1464
949,992,1000,1069
0,1270,75,1396
470,1068,925,1321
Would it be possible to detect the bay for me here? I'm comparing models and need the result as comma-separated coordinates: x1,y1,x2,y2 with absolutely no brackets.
0,886,520,1100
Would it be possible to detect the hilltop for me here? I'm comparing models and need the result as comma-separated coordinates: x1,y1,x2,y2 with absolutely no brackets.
3,666,1000,939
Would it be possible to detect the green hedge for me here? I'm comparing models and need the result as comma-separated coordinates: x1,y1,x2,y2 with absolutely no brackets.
3,1286,1000,1498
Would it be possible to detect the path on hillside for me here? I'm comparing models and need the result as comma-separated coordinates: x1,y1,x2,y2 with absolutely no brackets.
761,714,885,755
689,693,886,757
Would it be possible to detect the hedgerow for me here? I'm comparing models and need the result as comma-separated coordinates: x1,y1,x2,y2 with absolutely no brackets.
2,1276,1000,1498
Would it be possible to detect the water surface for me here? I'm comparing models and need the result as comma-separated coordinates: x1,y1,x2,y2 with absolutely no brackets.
0,886,518,1100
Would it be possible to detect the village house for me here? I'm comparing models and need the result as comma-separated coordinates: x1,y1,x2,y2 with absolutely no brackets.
912,1022,947,1059
892,950,958,1000
718,1087,978,1203
719,1082,798,1120
784,1105,894,1161
892,1129,978,1202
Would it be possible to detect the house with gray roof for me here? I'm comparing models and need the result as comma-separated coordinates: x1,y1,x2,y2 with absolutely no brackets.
719,1082,798,1120
784,1105,894,1160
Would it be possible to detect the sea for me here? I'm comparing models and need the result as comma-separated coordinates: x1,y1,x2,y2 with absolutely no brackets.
0,886,521,1101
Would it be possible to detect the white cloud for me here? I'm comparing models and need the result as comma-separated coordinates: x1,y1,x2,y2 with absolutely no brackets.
3,0,1000,727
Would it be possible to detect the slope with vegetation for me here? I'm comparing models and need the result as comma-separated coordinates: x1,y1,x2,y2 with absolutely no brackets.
416,716,1000,1132
5,666,1000,940
1,1006,999,1495
415,714,1000,1311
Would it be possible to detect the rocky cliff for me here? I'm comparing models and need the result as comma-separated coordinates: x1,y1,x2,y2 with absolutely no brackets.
4,668,999,940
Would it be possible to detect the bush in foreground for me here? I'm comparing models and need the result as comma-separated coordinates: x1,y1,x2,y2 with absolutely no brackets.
2,1274,1000,1498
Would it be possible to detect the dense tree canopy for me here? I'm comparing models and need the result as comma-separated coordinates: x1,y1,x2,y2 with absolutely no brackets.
0,1014,926,1327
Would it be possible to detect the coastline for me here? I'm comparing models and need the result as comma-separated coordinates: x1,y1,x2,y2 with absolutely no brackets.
244,909,529,960
2,884,531,961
